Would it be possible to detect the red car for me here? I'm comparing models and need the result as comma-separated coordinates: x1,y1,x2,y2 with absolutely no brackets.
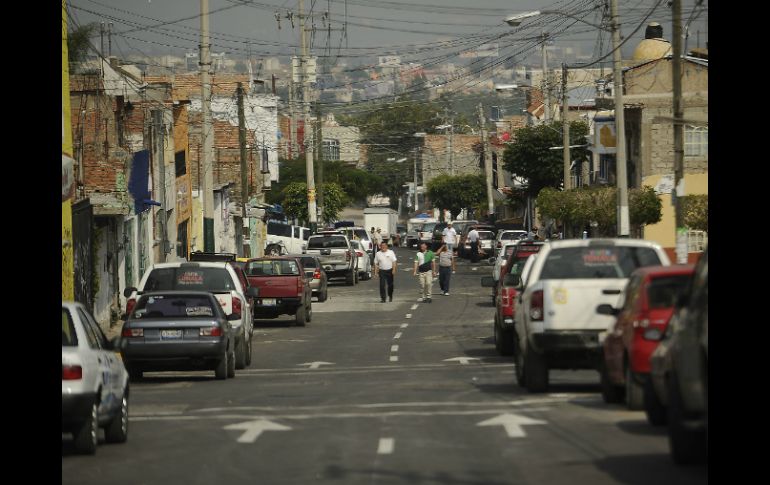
245,257,313,326
598,265,695,409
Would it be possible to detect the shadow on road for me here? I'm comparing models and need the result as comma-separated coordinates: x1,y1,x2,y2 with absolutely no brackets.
616,419,667,437
593,453,707,485
474,301,494,308
321,464,509,485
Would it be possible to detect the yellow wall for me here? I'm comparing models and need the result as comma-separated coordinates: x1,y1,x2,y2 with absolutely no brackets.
643,173,708,249
62,1,74,300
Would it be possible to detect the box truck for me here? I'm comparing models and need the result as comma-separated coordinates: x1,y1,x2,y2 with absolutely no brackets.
364,208,398,244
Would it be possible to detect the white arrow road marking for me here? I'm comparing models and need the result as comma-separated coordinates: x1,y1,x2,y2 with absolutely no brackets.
391,345,399,352
389,356,399,362
405,314,412,319
298,362,334,370
378,438,395,454
411,304,419,310
400,323,409,328
477,413,547,438
224,419,291,443
394,332,402,339
443,357,480,365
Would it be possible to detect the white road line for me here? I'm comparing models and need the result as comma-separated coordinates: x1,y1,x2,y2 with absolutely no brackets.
411,304,419,310
400,323,409,328
394,332,402,339
389,356,399,362
377,438,395,455
405,314,412,319
391,345,399,352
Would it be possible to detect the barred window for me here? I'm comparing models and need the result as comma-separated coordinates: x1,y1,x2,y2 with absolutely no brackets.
323,139,340,161
684,126,708,157
687,230,708,253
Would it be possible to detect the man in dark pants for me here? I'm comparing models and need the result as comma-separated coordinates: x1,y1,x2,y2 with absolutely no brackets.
374,241,397,302
468,227,480,263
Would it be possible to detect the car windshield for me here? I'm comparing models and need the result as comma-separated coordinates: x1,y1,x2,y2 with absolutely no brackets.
143,267,236,292
647,274,692,309
62,308,78,347
422,223,436,231
501,231,527,240
308,236,348,249
478,231,494,239
132,294,217,319
246,259,301,276
540,246,663,279
299,257,318,269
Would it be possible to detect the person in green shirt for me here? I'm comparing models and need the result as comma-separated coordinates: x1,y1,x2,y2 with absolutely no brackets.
413,242,436,303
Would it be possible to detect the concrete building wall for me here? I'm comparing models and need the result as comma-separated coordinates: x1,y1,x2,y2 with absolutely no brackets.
421,134,483,187
322,123,360,163
642,173,708,250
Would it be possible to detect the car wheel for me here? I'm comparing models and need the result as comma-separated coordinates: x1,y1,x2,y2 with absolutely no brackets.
227,345,236,378
515,344,527,387
234,333,247,370
244,333,252,366
74,402,98,454
317,287,328,303
625,365,644,411
215,345,228,380
104,393,128,443
346,271,355,286
494,318,515,356
354,269,359,284
305,302,312,323
524,348,548,393
366,270,372,280
667,372,707,464
295,305,306,326
600,361,624,404
644,377,667,426
127,366,143,382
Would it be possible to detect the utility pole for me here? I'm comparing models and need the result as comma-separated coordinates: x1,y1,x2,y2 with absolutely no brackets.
672,0,687,263
200,0,215,251
541,32,551,122
478,103,494,223
288,80,296,158
444,107,453,175
413,147,419,211
108,22,113,57
237,82,249,258
299,0,318,233
316,104,324,224
562,63,571,191
152,109,168,261
100,22,105,56
610,0,630,237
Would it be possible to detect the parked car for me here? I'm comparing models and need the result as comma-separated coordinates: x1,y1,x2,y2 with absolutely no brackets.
649,247,708,464
305,233,359,285
418,222,437,247
513,239,671,392
494,230,528,256
62,301,129,454
245,256,313,326
124,261,259,370
120,291,237,381
458,224,494,258
339,226,374,262
286,254,328,302
406,224,422,248
461,228,495,258
596,265,695,410
350,239,373,280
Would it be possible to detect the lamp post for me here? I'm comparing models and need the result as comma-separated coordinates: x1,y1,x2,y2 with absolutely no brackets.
504,2,629,236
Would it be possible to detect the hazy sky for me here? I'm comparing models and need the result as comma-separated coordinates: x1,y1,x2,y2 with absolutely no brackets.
67,0,708,67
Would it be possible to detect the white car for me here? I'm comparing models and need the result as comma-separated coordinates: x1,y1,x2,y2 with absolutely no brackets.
125,261,258,370
351,240,373,280
62,301,129,454
492,242,520,282
495,230,528,256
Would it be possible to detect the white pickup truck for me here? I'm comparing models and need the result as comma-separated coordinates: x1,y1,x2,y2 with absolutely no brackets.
513,239,670,392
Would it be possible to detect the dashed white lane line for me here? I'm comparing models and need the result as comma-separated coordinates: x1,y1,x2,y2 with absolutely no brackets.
411,304,419,310
391,345,399,352
400,323,409,328
378,438,395,455
394,332,402,339
405,314,412,319
389,356,399,362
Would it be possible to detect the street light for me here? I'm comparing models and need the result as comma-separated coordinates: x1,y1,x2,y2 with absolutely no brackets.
504,3,629,236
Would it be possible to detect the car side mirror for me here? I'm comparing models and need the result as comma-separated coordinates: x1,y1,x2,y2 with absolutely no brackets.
227,313,241,321
247,287,259,298
481,276,496,288
503,273,520,287
596,304,620,316
123,287,137,298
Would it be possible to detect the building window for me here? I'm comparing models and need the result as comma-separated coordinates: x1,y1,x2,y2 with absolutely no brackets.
323,139,340,161
175,150,187,177
684,125,708,157
687,230,708,253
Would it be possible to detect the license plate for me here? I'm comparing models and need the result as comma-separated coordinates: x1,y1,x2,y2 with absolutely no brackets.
260,298,277,306
161,329,183,339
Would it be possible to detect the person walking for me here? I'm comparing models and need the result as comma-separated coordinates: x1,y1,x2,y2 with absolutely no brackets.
374,241,397,302
413,242,436,303
371,227,382,257
442,222,457,254
468,226,480,263
436,244,456,296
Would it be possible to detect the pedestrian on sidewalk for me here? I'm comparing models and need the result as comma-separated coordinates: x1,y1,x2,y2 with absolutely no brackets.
435,244,456,296
413,242,436,303
371,227,382,255
468,227,480,263
374,242,397,302
442,222,457,254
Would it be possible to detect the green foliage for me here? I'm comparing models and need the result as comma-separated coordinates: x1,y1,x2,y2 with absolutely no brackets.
426,174,486,219
280,182,349,225
536,185,663,237
502,121,590,196
68,22,99,67
680,194,708,231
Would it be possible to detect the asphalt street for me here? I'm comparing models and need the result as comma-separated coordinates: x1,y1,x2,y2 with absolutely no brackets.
62,246,707,485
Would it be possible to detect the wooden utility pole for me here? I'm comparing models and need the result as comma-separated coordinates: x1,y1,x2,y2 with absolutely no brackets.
610,0,630,237
316,104,324,224
478,103,494,222
299,0,317,233
237,82,249,257
672,0,687,263
200,0,215,251
562,63,571,191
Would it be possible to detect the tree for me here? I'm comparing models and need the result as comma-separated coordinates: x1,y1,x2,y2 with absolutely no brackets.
427,174,486,220
68,22,99,68
280,182,349,225
502,121,590,197
679,194,708,232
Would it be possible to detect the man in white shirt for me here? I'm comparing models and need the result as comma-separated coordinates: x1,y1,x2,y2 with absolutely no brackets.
468,227,480,263
374,242,397,302
442,222,457,254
